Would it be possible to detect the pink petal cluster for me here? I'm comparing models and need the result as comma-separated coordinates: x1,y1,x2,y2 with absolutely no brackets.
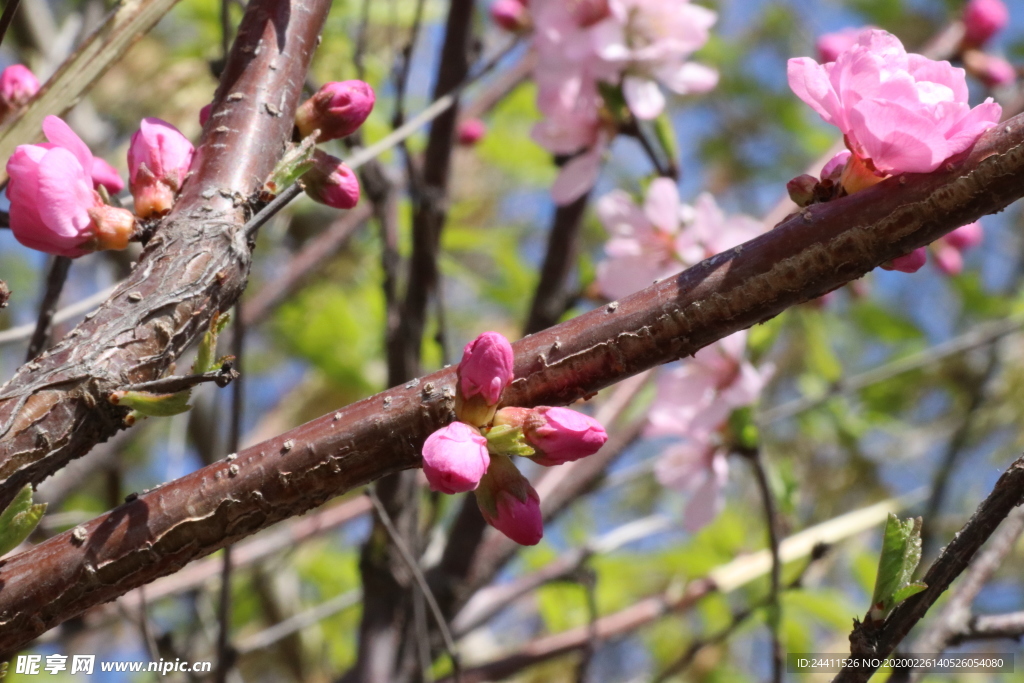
647,330,772,531
0,65,39,118
128,117,195,218
302,150,360,209
529,0,717,204
596,179,761,300
422,422,491,494
295,80,376,142
420,331,606,546
962,0,1009,47
6,116,134,257
886,221,984,275
788,30,1001,177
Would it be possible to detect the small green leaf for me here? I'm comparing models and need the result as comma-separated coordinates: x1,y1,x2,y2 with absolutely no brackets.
868,514,923,622
0,484,47,557
652,112,679,165
484,425,535,458
263,137,318,194
112,390,192,417
193,311,231,375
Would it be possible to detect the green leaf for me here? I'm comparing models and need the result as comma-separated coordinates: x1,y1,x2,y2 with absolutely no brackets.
0,485,47,557
891,582,927,604
193,311,231,375
868,514,924,622
112,390,192,417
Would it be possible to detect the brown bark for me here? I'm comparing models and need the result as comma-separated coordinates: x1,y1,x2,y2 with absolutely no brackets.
0,0,330,513
1,113,1024,653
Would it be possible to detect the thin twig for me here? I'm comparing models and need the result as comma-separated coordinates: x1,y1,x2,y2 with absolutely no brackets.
573,566,600,683
120,366,238,395
0,0,22,50
352,0,370,80
215,308,245,683
235,589,362,654
366,489,462,681
25,256,71,361
742,447,784,683
949,611,1024,645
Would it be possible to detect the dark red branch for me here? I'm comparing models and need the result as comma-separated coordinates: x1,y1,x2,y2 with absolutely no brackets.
0,0,331,512
1,115,1024,652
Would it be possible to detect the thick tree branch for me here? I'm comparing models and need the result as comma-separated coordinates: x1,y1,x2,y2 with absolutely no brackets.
0,0,331,512
1,115,1024,652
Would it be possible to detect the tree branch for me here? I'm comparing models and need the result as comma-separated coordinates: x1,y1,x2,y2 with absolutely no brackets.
0,0,332,512
1,114,1024,652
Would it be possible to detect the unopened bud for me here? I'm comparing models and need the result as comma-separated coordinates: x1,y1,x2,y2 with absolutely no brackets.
786,174,818,207
491,0,531,32
295,80,375,141
474,453,543,546
87,205,136,252
302,150,360,209
0,65,39,119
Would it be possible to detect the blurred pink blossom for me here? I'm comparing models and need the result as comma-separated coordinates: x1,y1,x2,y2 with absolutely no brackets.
0,65,39,116
963,0,1009,47
422,422,490,494
886,248,928,273
646,330,771,441
457,117,487,145
931,221,984,275
654,439,728,532
491,0,531,31
595,0,718,119
788,30,1001,177
128,117,195,218
596,180,761,300
964,51,1016,87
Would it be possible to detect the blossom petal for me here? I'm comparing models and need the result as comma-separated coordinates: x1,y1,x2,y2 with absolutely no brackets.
623,75,665,120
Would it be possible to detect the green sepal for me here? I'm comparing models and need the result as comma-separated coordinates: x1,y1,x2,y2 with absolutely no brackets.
485,424,535,458
868,514,925,622
652,112,680,165
0,484,47,557
193,311,231,375
263,136,318,195
112,390,192,417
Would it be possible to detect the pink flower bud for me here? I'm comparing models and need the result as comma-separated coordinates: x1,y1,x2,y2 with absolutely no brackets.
815,28,866,63
295,80,375,142
963,0,1008,47
490,0,531,31
475,454,543,546
422,422,490,494
884,248,927,273
302,150,360,209
457,118,487,145
456,331,515,426
0,65,39,116
128,117,195,218
6,142,134,257
523,407,607,466
199,103,212,127
943,221,984,251
786,174,818,207
964,51,1016,87
820,150,851,182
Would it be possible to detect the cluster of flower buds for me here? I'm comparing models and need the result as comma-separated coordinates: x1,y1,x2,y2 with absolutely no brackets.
0,65,39,122
5,112,195,257
272,80,375,210
420,331,608,545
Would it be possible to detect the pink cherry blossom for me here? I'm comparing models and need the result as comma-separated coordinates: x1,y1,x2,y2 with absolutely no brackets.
295,80,375,141
40,116,125,194
457,117,487,145
673,192,762,267
522,406,608,466
421,422,490,494
459,332,515,406
887,248,928,273
7,142,133,257
302,150,360,209
646,330,771,441
595,0,718,119
931,221,984,275
962,0,1009,47
942,221,983,251
128,117,194,218
788,30,1001,175
0,65,39,116
655,438,728,532
475,454,543,545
